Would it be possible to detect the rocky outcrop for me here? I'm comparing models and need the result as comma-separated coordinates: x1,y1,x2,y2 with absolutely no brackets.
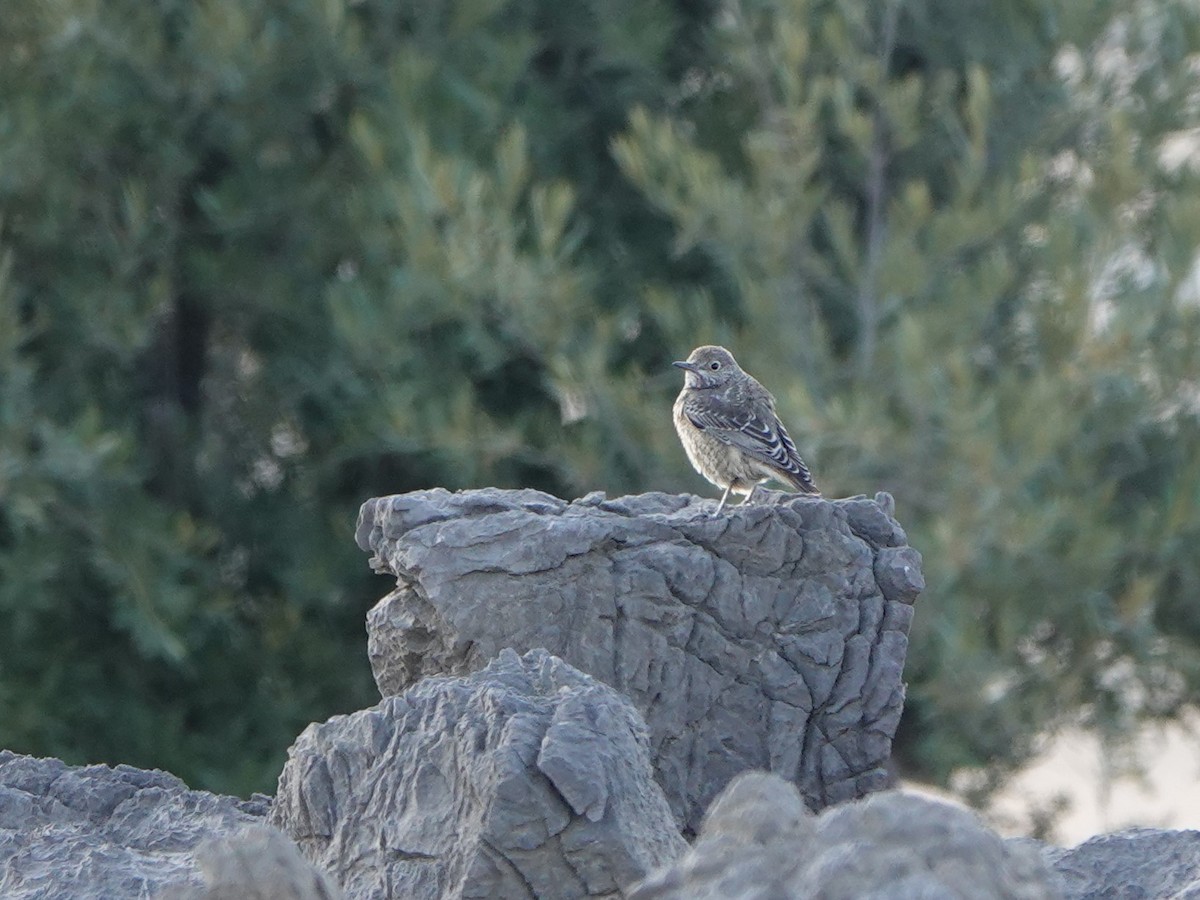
7,748,1199,900
355,488,922,830
5,481,1200,900
1044,827,1200,899
270,648,686,900
7,745,1200,900
0,750,269,899
629,772,1061,899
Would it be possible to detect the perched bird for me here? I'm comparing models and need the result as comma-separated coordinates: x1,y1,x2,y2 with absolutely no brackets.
673,345,820,514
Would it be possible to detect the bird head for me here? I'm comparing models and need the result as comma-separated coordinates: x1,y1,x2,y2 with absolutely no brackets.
673,345,740,389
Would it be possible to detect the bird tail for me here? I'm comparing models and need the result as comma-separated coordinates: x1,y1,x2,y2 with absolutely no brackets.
787,469,821,496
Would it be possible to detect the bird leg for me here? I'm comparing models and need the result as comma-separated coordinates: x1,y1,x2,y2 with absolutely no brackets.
741,484,759,506
713,485,733,515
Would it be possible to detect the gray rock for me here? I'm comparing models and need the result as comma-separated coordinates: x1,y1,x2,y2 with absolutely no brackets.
270,648,686,900
630,772,1061,899
355,488,922,829
1044,827,1200,899
162,824,346,900
0,750,269,899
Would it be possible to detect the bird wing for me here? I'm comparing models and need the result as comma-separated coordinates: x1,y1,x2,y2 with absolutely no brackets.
683,393,820,494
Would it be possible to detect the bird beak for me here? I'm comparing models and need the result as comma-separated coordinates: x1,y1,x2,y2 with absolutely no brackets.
673,360,698,372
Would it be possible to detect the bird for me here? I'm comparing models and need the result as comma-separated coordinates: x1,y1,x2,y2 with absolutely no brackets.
672,345,820,514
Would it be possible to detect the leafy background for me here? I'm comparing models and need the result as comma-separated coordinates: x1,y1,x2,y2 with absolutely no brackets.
2,0,1199,829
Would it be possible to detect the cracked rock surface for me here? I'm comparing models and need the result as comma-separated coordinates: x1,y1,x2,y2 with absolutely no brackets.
629,772,1061,900
270,648,686,900
355,488,922,830
0,750,269,899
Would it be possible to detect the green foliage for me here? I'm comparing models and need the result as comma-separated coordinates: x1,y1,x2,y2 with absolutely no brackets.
0,0,712,794
2,0,1199,811
614,0,1200,791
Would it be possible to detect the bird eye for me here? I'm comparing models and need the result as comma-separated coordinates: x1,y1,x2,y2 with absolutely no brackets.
709,361,720,370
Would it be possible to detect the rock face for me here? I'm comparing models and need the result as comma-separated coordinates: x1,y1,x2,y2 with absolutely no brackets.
0,750,269,900
270,648,686,900
355,488,922,830
162,825,348,900
1045,828,1200,899
629,772,1061,900
7,482,1200,900
162,824,346,900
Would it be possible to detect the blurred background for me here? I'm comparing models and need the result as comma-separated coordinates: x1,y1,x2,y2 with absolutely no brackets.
2,0,1199,841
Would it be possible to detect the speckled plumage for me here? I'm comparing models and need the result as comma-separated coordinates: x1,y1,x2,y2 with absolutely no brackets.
673,345,819,513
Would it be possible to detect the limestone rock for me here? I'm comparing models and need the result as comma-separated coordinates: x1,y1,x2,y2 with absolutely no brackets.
0,750,268,899
356,488,922,829
270,648,686,900
630,772,1061,899
1044,827,1200,899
